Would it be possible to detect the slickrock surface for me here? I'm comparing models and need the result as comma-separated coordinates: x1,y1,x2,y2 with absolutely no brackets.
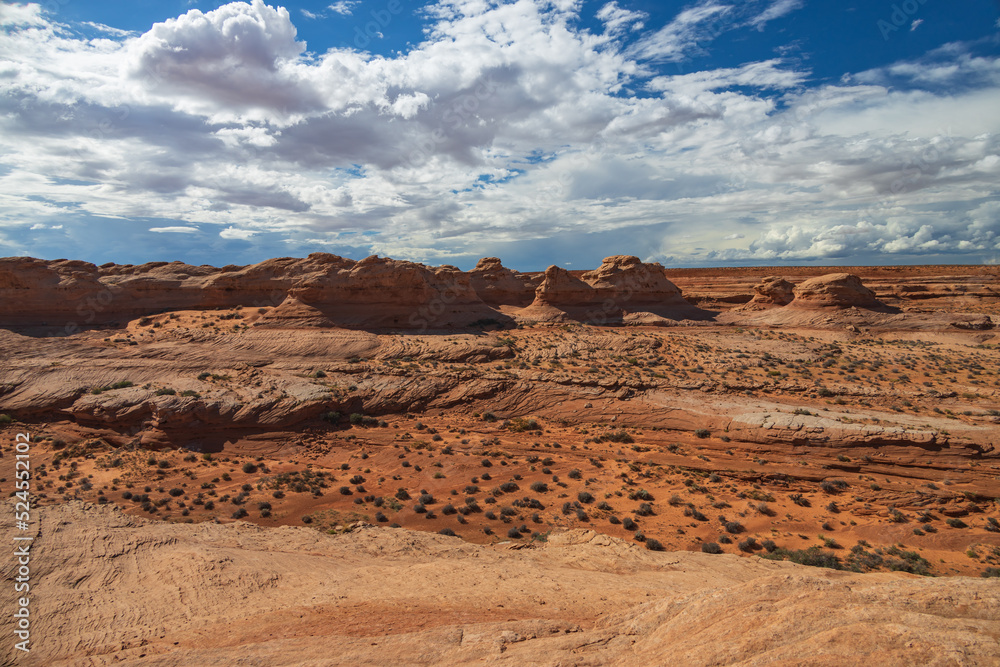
2,501,998,666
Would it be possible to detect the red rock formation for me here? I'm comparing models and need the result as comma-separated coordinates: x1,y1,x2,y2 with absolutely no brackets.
749,276,795,307
787,273,883,309
468,257,537,307
524,256,705,323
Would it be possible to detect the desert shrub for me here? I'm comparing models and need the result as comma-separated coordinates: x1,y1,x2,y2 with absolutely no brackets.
568,469,582,480
645,538,664,551
507,527,522,539
232,508,248,519
790,494,811,507
762,547,842,570
623,517,637,531
506,417,541,432
438,528,457,537
609,515,621,525
530,481,548,493
724,521,744,534
321,411,341,423
738,537,759,552
395,488,410,500
0,414,14,424
981,567,1000,578
499,481,519,493
701,542,723,554
761,539,777,553
168,488,184,497
577,491,595,504
629,489,653,501
575,508,588,521
441,504,457,515
242,462,258,474
946,518,967,528
636,503,654,517
694,429,710,439
600,430,634,443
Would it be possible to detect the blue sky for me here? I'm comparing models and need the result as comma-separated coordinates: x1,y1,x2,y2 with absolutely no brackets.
1,0,998,270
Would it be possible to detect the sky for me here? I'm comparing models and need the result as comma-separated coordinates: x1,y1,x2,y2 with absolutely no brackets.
0,0,998,271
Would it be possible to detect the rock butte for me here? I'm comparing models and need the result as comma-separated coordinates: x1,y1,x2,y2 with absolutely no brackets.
1,253,997,330
1,254,1000,664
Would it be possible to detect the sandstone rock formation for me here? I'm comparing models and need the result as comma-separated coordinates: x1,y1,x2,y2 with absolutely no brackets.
788,273,884,309
749,275,795,307
523,255,707,323
468,257,538,307
4,500,997,666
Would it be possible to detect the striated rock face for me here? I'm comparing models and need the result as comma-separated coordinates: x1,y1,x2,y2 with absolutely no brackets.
788,273,883,309
750,276,795,307
468,257,537,307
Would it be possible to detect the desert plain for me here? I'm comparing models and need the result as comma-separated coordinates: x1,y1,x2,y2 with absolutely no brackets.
2,253,1000,665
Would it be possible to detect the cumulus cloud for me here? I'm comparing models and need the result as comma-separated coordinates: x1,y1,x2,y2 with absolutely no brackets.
0,0,997,267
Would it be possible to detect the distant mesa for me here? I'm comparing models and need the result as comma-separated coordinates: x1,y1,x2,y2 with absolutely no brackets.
0,254,992,333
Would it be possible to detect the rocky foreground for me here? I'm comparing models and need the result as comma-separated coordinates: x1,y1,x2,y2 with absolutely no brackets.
1,501,998,666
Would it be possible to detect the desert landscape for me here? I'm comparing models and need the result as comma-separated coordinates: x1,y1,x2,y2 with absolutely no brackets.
2,253,999,665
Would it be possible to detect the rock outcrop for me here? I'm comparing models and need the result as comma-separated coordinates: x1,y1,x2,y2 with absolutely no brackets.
788,273,883,309
750,275,796,307
468,257,537,307
523,256,707,323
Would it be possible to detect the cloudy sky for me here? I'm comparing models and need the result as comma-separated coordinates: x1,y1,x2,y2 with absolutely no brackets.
1,0,998,270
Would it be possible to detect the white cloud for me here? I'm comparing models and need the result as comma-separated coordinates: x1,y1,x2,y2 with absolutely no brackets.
0,0,997,267
219,226,257,239
150,226,200,234
596,2,647,35
81,21,134,37
301,9,321,20
910,19,923,32
328,1,360,16
628,2,733,62
0,3,46,27
748,0,803,31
